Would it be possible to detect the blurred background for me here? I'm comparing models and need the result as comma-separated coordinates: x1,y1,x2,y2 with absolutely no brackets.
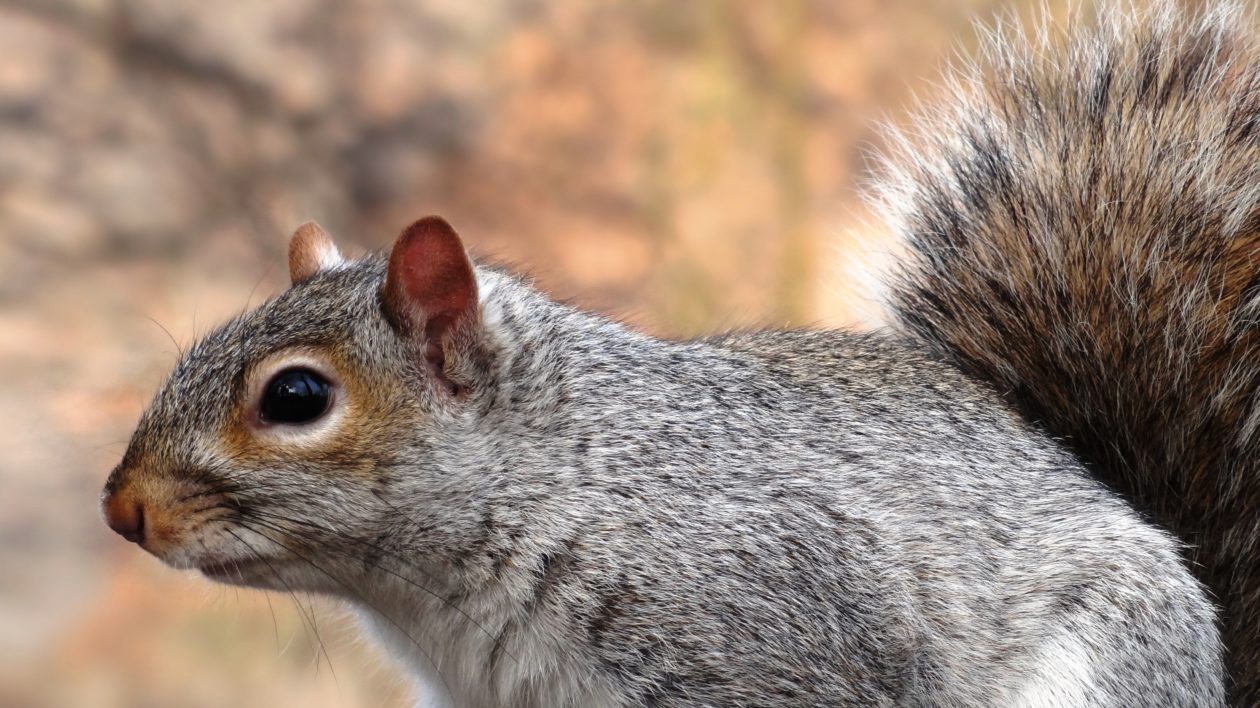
0,0,1070,706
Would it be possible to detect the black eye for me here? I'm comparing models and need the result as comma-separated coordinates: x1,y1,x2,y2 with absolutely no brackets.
260,368,332,424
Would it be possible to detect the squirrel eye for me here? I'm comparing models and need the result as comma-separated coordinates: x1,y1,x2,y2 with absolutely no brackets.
259,368,332,424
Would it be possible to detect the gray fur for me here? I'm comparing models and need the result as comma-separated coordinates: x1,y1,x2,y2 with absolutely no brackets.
108,256,1222,706
880,2,1260,701
101,2,1240,706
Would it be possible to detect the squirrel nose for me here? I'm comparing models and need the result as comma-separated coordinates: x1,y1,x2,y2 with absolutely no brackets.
103,489,146,545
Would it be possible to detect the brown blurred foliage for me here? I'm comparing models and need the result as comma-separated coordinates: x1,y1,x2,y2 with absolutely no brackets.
0,0,1056,705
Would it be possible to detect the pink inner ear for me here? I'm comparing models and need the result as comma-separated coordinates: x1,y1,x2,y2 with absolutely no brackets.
384,216,479,346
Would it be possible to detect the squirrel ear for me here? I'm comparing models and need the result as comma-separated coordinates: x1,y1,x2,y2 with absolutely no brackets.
288,221,343,284
383,216,480,377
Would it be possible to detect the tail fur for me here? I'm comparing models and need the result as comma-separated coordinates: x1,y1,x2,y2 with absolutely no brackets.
879,2,1260,700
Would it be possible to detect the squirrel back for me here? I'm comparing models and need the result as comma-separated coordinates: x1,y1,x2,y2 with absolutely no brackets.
880,2,1260,700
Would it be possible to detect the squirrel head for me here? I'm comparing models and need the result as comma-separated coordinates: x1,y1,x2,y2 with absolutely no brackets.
100,216,496,593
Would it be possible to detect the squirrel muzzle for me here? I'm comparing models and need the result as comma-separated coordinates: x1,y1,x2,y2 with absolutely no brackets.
102,483,145,545
100,463,183,559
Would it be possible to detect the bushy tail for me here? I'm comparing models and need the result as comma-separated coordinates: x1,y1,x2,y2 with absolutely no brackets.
878,2,1260,700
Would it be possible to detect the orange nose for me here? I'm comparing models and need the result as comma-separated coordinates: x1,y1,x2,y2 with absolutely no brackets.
103,488,146,545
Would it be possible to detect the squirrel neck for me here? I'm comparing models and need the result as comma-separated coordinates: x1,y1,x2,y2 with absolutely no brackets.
343,269,669,705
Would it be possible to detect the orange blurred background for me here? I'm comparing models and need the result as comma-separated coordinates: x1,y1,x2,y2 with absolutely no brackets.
0,1,1071,706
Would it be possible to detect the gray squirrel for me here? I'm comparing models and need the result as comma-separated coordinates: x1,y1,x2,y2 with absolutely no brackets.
99,3,1260,706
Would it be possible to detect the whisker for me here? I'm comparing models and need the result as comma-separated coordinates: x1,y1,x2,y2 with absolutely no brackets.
263,587,282,655
242,266,272,313
239,508,515,663
140,312,183,359
224,527,339,685
177,477,335,505
234,519,455,701
182,472,512,648
186,508,240,536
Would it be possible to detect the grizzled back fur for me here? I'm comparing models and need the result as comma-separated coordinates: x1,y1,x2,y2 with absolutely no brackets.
880,2,1260,700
